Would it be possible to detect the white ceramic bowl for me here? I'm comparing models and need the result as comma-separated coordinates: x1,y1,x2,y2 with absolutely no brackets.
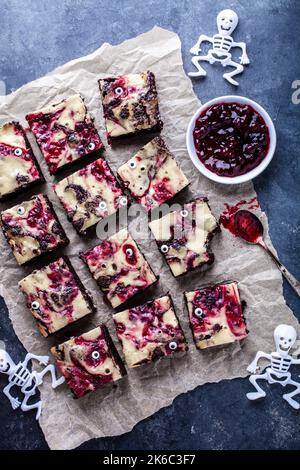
186,95,277,185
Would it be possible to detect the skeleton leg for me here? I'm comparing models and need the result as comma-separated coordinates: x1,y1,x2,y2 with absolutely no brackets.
223,60,244,86
188,55,213,77
38,364,65,388
246,372,268,400
283,380,300,410
23,353,49,367
21,393,42,420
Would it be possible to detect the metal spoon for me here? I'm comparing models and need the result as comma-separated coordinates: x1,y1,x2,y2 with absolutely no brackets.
234,210,300,298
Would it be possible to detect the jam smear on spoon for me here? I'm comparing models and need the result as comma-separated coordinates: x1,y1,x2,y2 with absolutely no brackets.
233,210,300,298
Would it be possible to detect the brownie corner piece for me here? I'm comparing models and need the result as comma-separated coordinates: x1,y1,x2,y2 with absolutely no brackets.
18,256,95,336
0,121,44,201
149,197,219,277
80,228,157,308
51,324,126,398
0,193,69,265
185,281,248,350
26,94,103,175
117,136,189,211
53,157,127,234
99,71,163,138
113,294,188,368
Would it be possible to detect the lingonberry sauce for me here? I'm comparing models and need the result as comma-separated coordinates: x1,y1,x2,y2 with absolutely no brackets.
193,102,270,177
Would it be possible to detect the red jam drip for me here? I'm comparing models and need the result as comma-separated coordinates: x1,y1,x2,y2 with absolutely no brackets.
219,197,259,237
234,210,262,243
193,102,270,177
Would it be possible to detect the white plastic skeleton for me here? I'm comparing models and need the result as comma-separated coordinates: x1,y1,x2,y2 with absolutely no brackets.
189,9,250,86
247,325,300,409
0,347,65,419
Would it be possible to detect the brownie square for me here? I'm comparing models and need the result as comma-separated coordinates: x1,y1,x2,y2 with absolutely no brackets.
53,157,127,234
184,281,248,350
148,197,219,277
19,256,95,337
99,71,162,138
117,136,189,211
0,194,69,265
26,94,103,175
51,325,126,398
80,228,157,308
113,295,188,368
0,121,44,200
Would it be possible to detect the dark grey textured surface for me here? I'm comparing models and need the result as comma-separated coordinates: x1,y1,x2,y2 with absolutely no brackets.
0,0,299,450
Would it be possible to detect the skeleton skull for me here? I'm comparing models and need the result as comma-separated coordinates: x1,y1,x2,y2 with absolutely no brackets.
0,348,14,374
217,9,239,36
274,324,297,356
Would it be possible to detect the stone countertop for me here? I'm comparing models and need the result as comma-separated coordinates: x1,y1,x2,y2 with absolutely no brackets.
0,0,299,450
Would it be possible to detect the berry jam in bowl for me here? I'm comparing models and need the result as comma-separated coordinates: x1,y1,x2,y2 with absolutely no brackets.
186,96,276,184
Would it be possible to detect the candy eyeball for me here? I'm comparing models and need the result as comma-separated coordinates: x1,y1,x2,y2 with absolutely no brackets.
194,307,204,318
160,244,169,254
119,196,128,207
14,148,23,157
17,206,25,215
129,161,136,169
169,341,178,350
99,201,107,210
31,301,40,310
115,87,124,95
125,247,133,257
68,133,77,142
92,351,100,360
88,142,96,151
180,209,188,218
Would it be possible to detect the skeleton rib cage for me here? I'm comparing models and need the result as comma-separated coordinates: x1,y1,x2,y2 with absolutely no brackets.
213,35,233,52
9,363,31,387
271,354,292,373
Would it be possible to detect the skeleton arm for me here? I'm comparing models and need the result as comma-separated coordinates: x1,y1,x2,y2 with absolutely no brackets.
190,34,213,55
247,351,271,374
3,383,21,409
232,41,250,65
23,353,49,367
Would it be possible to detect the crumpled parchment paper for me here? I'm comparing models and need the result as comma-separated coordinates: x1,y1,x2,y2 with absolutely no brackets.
0,27,299,450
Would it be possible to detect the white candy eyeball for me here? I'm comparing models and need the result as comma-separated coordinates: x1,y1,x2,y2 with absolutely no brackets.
115,87,124,95
99,201,107,210
126,248,133,257
14,148,23,157
88,142,96,151
68,133,76,142
17,206,25,215
119,196,128,207
31,301,40,310
194,307,204,318
92,351,100,360
160,244,169,254
129,161,136,169
180,209,188,218
169,341,177,350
